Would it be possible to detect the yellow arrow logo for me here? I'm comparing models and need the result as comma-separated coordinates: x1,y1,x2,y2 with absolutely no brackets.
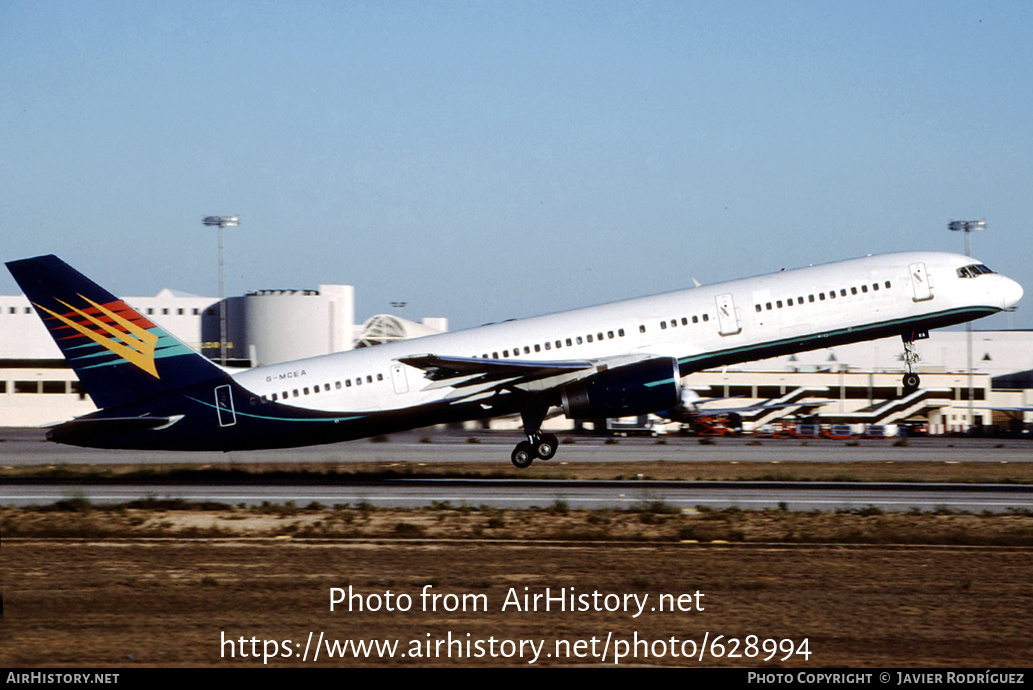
36,295,160,378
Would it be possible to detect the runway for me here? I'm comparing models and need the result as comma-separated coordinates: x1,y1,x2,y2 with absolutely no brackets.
5,478,1033,513
4,428,1032,512
2,427,1033,514
3,427,1033,465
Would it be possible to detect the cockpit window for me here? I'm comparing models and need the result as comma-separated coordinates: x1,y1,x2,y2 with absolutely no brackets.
957,264,995,278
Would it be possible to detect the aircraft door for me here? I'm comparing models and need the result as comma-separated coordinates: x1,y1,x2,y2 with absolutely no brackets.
909,262,932,301
215,384,237,427
390,363,409,394
715,293,741,336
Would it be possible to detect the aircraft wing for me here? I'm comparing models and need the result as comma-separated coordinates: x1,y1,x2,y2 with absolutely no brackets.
397,352,663,402
398,353,593,384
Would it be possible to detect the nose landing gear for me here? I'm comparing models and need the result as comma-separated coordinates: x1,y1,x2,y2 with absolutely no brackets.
901,330,928,395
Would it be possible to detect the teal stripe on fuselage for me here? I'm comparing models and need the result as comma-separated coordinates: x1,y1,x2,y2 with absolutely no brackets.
677,306,998,371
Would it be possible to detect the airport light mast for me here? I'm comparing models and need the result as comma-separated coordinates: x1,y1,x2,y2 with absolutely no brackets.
950,219,986,433
203,215,239,366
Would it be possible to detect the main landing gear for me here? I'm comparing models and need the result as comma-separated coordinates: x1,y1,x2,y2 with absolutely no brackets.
511,432,559,468
511,401,558,468
901,330,928,395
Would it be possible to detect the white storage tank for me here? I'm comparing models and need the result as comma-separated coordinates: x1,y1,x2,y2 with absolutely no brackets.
204,285,355,366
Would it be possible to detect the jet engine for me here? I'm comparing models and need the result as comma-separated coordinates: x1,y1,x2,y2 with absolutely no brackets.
560,356,681,419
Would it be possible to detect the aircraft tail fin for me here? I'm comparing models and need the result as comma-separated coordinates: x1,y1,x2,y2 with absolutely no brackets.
6,255,225,410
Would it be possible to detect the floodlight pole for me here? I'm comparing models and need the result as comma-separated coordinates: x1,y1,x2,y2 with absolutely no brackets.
949,220,986,433
203,216,239,366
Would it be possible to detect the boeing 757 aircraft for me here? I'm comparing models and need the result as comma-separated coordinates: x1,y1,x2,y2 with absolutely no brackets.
6,251,1022,467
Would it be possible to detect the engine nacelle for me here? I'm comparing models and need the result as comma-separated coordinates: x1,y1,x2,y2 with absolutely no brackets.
560,357,681,419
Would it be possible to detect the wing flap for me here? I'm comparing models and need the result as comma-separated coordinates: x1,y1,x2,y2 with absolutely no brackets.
398,353,593,382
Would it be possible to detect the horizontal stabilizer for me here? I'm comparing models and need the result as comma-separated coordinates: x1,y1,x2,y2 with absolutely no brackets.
46,416,182,445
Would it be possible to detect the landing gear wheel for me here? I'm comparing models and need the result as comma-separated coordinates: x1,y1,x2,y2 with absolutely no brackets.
511,441,535,468
535,433,558,461
900,334,923,395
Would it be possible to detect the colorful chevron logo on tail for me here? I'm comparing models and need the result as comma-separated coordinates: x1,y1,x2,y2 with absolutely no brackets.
35,295,163,378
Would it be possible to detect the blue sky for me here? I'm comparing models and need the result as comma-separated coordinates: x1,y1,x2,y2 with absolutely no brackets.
2,1,1031,330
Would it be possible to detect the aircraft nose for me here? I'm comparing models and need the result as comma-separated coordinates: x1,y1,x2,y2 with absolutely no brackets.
1000,275,1023,310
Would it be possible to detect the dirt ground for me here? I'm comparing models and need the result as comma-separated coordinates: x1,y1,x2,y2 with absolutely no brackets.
2,501,1032,667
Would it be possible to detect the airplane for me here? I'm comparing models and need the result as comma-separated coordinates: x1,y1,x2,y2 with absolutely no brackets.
6,251,1022,467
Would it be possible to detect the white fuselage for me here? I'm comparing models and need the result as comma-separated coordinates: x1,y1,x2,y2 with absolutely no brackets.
232,251,1022,417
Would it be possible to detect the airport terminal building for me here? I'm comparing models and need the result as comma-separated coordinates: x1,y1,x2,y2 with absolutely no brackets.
1,283,1031,434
